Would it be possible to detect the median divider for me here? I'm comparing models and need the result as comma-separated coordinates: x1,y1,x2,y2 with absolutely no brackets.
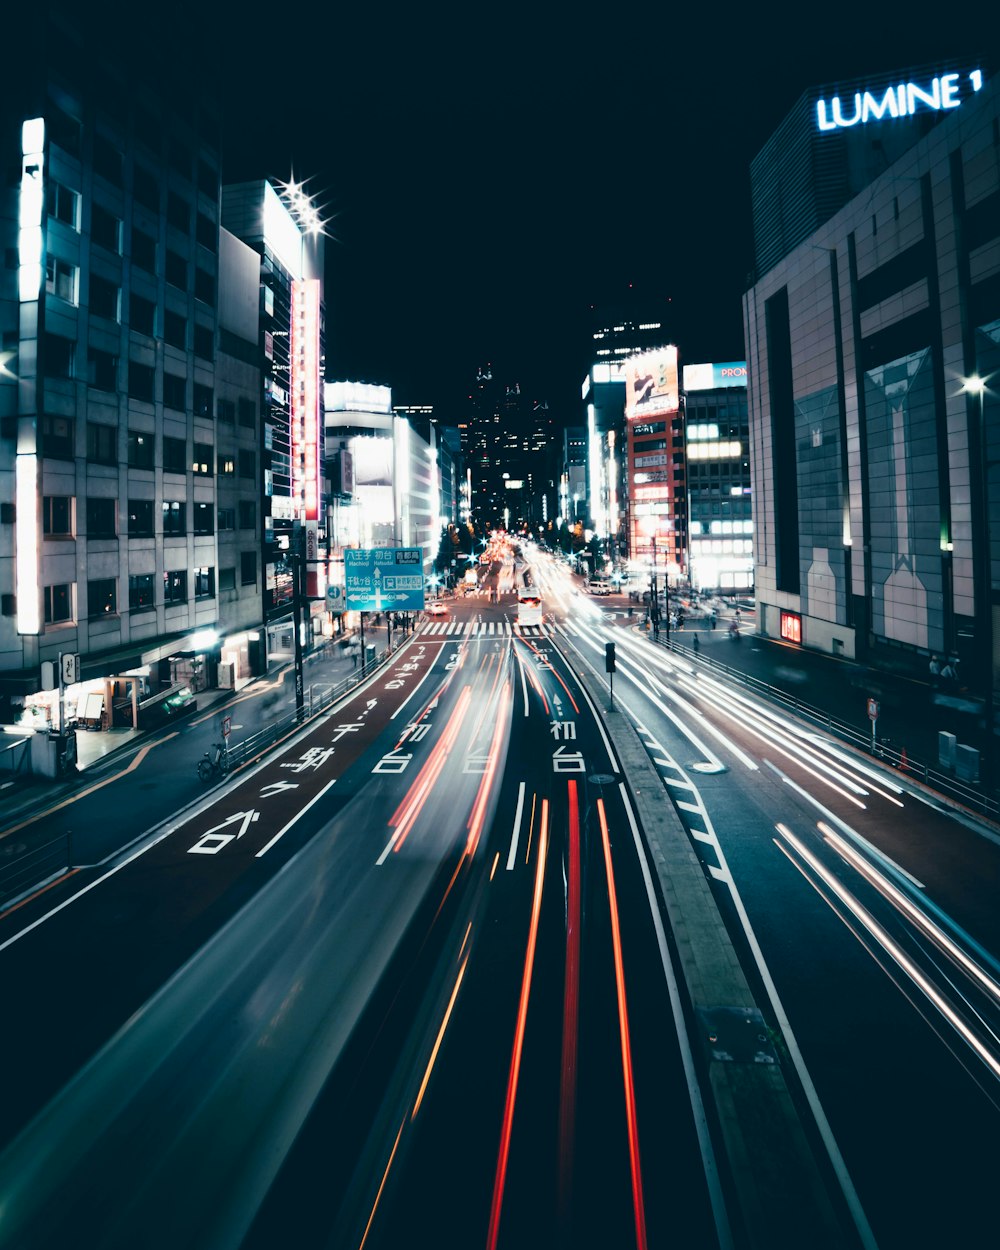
566,646,859,1250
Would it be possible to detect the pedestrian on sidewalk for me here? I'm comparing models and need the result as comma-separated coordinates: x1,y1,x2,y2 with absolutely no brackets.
940,658,957,690
928,654,941,686
692,633,700,654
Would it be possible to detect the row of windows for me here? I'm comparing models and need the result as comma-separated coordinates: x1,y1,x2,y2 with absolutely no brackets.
43,496,258,538
47,173,217,253
46,419,258,479
43,563,245,624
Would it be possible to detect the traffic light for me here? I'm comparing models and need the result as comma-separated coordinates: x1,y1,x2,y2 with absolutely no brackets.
605,642,616,672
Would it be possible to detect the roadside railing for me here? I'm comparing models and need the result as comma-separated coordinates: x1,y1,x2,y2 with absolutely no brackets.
0,647,394,910
653,636,999,825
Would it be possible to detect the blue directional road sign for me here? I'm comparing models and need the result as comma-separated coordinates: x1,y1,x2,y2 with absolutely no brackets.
344,547,426,612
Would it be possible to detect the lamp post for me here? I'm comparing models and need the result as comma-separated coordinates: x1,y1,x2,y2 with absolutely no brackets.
964,374,995,767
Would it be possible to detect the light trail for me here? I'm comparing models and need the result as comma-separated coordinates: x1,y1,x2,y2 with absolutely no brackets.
597,797,648,1250
466,680,512,857
819,823,1000,1007
358,1119,406,1250
774,823,1000,1082
487,799,549,1250
411,953,470,1119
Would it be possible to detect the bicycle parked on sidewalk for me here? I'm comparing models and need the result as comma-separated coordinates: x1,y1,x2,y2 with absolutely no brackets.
197,742,230,782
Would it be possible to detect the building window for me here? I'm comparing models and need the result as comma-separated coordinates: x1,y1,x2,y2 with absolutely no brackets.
238,397,256,429
86,347,118,392
42,496,73,537
130,293,156,336
168,137,191,179
132,164,159,209
163,569,187,604
218,455,235,477
86,496,116,538
193,501,214,534
164,309,187,350
91,204,122,254
194,566,215,598
163,437,187,473
240,551,257,585
195,212,216,251
780,611,802,644
132,227,157,273
128,360,155,403
86,421,117,465
167,191,190,233
87,577,117,619
128,572,155,613
163,372,186,410
239,500,256,530
165,249,187,290
193,323,214,360
193,441,213,475
197,158,218,198
44,583,74,624
127,431,155,470
45,333,76,379
48,104,81,157
41,414,74,460
128,498,154,535
194,266,215,306
162,500,186,535
46,180,80,229
217,397,235,423
239,448,256,480
193,383,213,418
219,566,236,592
218,507,235,531
45,255,78,303
89,273,120,321
92,134,123,186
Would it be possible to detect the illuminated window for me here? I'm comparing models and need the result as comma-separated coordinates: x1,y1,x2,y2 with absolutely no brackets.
128,573,155,613
86,577,117,619
163,569,187,604
780,611,802,644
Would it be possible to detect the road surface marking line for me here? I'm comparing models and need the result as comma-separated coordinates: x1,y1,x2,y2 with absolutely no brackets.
256,779,336,857
507,781,526,870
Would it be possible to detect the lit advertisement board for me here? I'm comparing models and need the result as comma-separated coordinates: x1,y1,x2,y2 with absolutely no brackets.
682,362,748,391
345,547,426,612
291,278,321,521
625,347,679,419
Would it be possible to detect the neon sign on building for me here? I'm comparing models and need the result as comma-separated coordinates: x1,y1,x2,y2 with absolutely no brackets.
291,278,321,523
816,68,984,132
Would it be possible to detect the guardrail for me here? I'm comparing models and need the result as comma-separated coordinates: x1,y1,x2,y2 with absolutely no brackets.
654,636,1000,825
0,735,31,779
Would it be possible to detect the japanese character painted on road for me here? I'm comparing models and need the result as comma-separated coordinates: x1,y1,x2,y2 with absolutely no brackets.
281,746,337,773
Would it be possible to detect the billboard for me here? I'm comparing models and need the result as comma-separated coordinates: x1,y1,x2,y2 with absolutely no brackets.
345,547,426,612
291,278,321,522
625,347,679,419
682,361,748,391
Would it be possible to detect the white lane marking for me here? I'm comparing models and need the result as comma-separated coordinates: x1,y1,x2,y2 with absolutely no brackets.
389,644,447,720
256,779,337,857
507,781,526,870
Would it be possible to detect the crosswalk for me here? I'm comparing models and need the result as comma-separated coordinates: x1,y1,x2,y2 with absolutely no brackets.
416,620,554,638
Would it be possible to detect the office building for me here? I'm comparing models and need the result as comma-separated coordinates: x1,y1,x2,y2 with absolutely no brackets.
1,11,264,756
743,61,997,729
682,362,753,592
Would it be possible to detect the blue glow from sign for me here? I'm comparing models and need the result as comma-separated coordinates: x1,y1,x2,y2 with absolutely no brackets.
816,68,983,133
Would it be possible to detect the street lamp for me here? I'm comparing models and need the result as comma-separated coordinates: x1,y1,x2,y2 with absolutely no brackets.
963,373,995,764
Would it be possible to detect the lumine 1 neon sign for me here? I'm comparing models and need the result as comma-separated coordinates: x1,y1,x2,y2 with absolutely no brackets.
816,68,984,132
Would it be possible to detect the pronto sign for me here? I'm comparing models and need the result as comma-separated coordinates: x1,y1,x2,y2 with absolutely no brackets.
344,547,426,612
815,67,984,133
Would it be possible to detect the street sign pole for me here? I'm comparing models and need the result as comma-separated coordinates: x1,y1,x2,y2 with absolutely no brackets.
292,527,305,721
867,697,880,752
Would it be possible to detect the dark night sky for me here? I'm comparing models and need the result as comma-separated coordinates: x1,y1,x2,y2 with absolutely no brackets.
164,3,978,422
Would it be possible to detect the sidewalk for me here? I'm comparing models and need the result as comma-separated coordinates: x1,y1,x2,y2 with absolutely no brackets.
0,629,388,838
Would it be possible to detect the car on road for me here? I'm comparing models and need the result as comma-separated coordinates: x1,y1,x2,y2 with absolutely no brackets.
426,601,448,617
589,579,611,596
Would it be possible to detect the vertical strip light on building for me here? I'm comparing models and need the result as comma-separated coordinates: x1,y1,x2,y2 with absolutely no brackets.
291,278,321,596
16,119,45,635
